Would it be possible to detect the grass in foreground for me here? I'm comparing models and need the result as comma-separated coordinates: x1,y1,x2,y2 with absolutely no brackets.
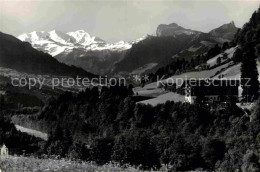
0,155,166,172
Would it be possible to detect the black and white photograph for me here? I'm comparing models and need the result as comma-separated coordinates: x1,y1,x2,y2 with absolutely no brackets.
1,0,260,171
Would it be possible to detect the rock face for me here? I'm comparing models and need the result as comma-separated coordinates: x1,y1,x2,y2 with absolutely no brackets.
209,21,239,40
156,23,200,37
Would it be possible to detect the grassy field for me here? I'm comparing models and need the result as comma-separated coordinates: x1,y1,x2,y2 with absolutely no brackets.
134,48,260,106
0,156,167,172
15,125,48,141
137,92,185,106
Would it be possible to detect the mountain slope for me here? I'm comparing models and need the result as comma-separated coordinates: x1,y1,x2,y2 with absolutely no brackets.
135,9,260,106
113,35,192,74
135,46,260,106
0,31,96,77
113,22,239,75
114,23,237,73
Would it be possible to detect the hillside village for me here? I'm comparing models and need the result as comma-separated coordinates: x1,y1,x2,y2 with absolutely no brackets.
135,46,260,106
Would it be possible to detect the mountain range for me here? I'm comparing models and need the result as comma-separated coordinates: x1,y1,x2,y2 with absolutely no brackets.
113,21,238,75
17,22,238,76
18,30,145,75
18,30,136,57
0,31,96,78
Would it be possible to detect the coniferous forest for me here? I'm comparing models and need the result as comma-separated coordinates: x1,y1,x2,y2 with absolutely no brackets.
5,85,260,171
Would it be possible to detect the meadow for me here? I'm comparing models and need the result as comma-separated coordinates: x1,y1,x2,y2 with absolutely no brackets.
0,156,167,172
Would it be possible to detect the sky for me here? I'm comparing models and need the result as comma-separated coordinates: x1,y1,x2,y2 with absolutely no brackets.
0,0,260,43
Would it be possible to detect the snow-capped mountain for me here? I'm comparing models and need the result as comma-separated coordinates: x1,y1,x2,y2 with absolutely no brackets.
18,21,238,76
18,30,135,57
67,30,105,46
18,30,145,75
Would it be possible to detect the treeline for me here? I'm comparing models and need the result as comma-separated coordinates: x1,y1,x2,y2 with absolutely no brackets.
232,6,260,100
0,81,44,110
22,85,260,171
154,5,260,81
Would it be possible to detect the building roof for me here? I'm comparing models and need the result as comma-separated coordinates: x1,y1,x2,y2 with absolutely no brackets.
0,144,7,148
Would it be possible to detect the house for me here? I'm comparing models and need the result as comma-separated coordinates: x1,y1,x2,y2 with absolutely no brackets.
195,63,210,71
184,79,240,104
164,83,177,92
0,144,8,157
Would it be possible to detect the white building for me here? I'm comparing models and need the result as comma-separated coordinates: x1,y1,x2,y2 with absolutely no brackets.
0,144,8,157
183,79,240,104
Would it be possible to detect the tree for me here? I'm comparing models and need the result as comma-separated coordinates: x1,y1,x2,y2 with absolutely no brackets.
175,69,181,75
222,42,229,51
216,56,222,65
112,132,160,169
52,124,64,141
222,53,228,60
0,95,5,109
90,137,114,164
68,141,89,160
251,99,260,121
241,150,260,172
255,43,260,59
232,48,243,62
202,138,226,169
241,48,260,101
127,84,134,95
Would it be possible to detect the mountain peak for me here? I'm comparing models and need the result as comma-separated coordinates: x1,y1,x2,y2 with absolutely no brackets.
209,21,238,40
18,31,49,42
17,29,136,58
168,23,179,27
49,30,63,34
156,22,199,37
222,21,236,29
75,29,88,33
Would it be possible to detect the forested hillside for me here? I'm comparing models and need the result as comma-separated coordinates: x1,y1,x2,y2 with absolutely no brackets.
114,35,193,73
11,85,260,171
152,44,224,79
0,115,42,155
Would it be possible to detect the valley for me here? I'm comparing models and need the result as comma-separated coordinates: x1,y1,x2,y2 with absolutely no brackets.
1,2,260,172
18,22,238,76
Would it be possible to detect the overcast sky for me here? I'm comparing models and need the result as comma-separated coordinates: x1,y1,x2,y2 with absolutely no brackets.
0,0,260,43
